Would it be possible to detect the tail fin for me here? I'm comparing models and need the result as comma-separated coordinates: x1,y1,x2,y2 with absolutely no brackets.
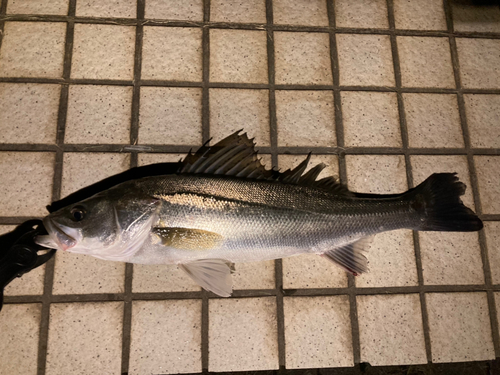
407,173,483,232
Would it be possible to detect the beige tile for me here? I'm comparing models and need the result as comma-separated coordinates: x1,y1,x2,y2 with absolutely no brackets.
233,260,275,290
335,0,388,29
279,154,338,179
71,24,135,80
356,230,418,288
0,22,66,78
342,91,401,147
358,294,426,366
426,292,494,362
53,251,125,294
393,0,446,30
211,0,266,23
273,0,328,26
209,297,278,371
129,300,202,375
452,2,500,33
397,36,455,88
61,153,130,197
411,155,474,209
495,293,500,336
46,302,123,375
7,0,68,15
139,87,202,145
0,83,60,144
464,94,500,148
0,152,54,216
65,85,132,144
337,34,394,87
132,264,201,292
404,93,464,148
76,0,136,18
275,32,332,85
485,222,500,284
420,231,483,285
145,0,203,21
0,304,41,375
210,29,268,83
283,254,347,289
210,89,270,146
284,296,353,368
138,153,185,166
142,27,202,81
346,155,407,194
475,156,500,214
276,90,335,147
456,38,500,89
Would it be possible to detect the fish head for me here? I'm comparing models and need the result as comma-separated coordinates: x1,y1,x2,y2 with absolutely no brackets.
35,189,161,261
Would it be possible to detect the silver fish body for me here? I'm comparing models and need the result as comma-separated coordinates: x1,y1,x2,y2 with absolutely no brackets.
129,174,416,265
36,131,483,296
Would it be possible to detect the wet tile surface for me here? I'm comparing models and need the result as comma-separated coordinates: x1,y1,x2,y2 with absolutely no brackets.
0,304,41,375
65,85,132,144
284,296,353,368
71,24,136,80
335,0,388,29
211,0,266,23
276,90,335,147
337,34,394,87
404,93,463,148
0,83,60,144
342,91,401,147
484,221,500,285
464,94,500,148
209,297,279,371
129,300,202,374
274,32,332,85
76,0,136,18
273,0,328,26
426,293,495,363
397,36,455,88
0,22,66,78
0,152,55,216
142,27,202,82
358,294,427,366
139,87,202,145
456,38,500,89
7,0,69,15
475,156,500,214
210,29,268,83
393,0,447,30
144,0,203,21
46,302,123,375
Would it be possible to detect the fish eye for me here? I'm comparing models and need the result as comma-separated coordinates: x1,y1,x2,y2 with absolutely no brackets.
70,206,86,222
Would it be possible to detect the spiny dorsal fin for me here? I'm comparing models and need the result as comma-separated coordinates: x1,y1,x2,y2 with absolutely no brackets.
178,130,352,195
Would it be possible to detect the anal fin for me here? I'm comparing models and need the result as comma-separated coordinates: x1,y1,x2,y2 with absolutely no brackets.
180,259,233,297
321,236,373,276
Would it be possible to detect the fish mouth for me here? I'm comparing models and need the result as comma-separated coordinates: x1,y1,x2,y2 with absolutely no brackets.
37,217,77,251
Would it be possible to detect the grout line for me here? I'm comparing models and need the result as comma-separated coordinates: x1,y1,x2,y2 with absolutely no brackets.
2,13,500,39
201,2,211,373
120,1,145,374
1,143,500,156
265,1,286,371
386,0,433,364
0,0,7,52
36,1,76,374
443,0,500,358
326,0,361,366
5,283,500,306
4,75,500,96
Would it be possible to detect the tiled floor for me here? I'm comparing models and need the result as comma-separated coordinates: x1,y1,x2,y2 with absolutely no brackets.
0,1,499,374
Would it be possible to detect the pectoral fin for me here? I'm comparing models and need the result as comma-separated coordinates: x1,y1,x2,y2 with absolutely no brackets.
152,227,223,251
180,259,233,297
321,236,373,276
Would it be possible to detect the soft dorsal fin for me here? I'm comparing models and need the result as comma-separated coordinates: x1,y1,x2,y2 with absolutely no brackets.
178,130,352,195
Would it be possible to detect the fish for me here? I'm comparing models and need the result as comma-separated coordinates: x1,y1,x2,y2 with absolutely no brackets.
35,131,483,297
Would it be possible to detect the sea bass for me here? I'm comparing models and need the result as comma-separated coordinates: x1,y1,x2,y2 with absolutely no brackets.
35,131,483,296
